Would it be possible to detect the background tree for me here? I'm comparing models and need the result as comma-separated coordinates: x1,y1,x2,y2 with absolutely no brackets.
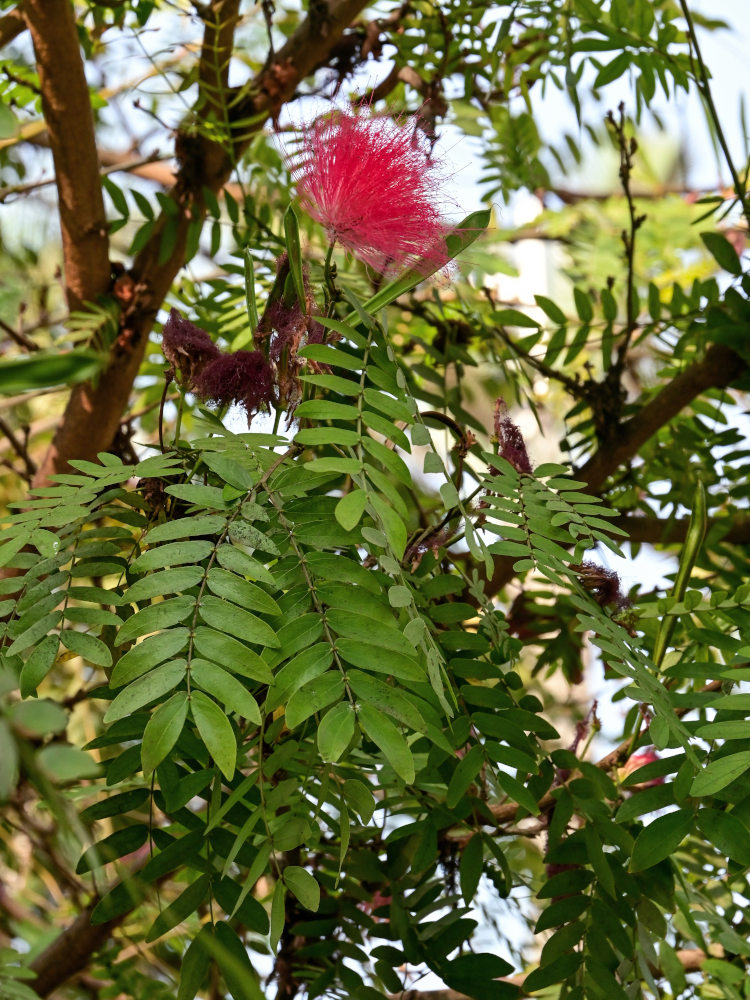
2,2,750,1000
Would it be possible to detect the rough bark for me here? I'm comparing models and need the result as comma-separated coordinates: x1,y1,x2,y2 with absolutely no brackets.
23,0,111,312
32,0,371,486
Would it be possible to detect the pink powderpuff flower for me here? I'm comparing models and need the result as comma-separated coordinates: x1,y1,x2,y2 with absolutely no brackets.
289,109,451,274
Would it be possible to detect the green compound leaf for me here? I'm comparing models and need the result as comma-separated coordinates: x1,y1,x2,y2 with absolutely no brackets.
358,702,414,784
335,489,368,531
141,692,189,778
190,660,261,725
630,810,694,872
317,702,356,763
190,690,237,780
283,866,320,912
104,661,186,723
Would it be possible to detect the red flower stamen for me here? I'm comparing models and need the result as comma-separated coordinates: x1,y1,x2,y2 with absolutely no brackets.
290,109,451,275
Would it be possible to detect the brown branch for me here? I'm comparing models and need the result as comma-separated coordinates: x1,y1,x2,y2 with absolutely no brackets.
0,151,174,204
0,415,36,480
32,0,371,487
0,314,39,352
0,6,25,49
23,0,110,312
577,343,746,491
613,512,750,547
28,897,123,998
542,183,735,205
483,342,748,598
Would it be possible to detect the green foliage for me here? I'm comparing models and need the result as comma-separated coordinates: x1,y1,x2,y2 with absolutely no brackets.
3,0,750,998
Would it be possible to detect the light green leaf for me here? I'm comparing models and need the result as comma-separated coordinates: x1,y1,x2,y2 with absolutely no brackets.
701,231,743,275
630,810,693,872
293,400,360,421
129,541,213,574
144,515,226,544
19,636,59,697
60,629,112,668
192,627,273,684
191,660,261,724
198,595,279,648
115,597,194,646
446,744,484,808
388,585,412,608
317,702,356,762
0,349,104,395
122,567,204,604
110,629,189,688
283,866,320,911
335,490,367,531
348,669,424,732
285,673,344,729
206,568,281,616
190,690,237,780
215,545,276,587
146,875,210,942
104,660,185,723
690,751,750,797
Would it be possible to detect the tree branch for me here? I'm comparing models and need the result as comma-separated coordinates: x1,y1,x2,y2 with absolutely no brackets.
483,342,748,597
612,512,750,547
32,0,372,486
0,5,25,49
577,343,746,491
28,899,119,998
23,0,110,312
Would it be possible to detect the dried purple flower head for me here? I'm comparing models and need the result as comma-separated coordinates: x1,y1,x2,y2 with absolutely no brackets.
193,350,275,422
493,398,533,475
254,253,341,416
161,308,220,384
571,561,630,610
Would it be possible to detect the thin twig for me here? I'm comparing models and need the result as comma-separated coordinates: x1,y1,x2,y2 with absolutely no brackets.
607,103,646,374
679,0,748,220
0,152,172,204
0,415,37,481
0,315,40,352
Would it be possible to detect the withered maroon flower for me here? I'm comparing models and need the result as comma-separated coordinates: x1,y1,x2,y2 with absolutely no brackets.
290,109,450,274
193,350,274,421
494,399,533,475
571,560,630,610
161,308,220,383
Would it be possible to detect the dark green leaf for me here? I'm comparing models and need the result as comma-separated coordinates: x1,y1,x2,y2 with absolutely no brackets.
630,810,693,872
146,875,210,942
701,231,743,275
